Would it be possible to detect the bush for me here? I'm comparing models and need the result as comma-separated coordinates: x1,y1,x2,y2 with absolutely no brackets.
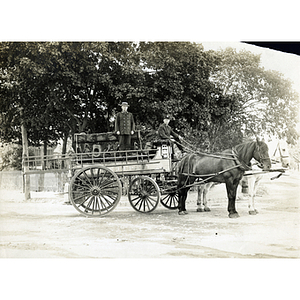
0,143,23,171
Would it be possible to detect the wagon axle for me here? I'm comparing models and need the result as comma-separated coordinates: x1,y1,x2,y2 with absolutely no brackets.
90,186,101,196
138,190,150,200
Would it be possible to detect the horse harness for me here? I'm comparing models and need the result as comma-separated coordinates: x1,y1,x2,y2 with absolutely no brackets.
178,145,254,191
177,137,260,170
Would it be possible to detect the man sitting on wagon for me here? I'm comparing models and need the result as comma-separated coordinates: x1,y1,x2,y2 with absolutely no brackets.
157,114,184,158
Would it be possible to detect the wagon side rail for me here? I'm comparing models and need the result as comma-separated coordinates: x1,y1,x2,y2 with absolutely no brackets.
22,153,74,174
72,148,158,169
22,147,162,173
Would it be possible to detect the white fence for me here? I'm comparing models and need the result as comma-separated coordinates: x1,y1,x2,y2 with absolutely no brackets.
0,170,70,192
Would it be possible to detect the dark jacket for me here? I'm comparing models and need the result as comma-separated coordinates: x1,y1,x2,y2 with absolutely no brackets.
115,112,135,135
157,123,179,140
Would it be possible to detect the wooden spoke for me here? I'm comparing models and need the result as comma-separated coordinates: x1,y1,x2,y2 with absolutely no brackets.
128,176,160,213
69,165,122,217
160,191,179,210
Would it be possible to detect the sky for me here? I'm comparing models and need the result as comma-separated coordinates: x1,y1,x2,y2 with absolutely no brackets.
201,42,300,96
3,2,298,95
201,42,300,125
2,3,299,86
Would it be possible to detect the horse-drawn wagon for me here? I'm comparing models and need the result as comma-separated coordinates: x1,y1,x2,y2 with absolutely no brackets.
23,130,285,218
69,131,182,217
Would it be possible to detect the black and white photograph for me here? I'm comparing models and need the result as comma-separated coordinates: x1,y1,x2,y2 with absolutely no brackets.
0,2,299,300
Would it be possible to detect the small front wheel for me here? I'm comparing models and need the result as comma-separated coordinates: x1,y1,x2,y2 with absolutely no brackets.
128,176,160,213
160,190,179,210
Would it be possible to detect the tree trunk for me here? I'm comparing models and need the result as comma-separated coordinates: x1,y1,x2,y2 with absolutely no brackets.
21,121,31,200
62,132,68,155
38,142,47,192
61,130,69,169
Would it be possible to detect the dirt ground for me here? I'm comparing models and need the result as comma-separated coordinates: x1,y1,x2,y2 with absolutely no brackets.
0,170,299,259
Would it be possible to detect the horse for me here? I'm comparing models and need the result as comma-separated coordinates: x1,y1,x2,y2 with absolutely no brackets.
271,139,290,168
238,160,265,215
176,139,272,218
238,139,290,214
196,182,215,212
196,162,271,216
196,140,290,215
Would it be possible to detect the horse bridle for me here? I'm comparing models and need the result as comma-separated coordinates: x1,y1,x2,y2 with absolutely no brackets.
254,141,270,163
231,141,269,171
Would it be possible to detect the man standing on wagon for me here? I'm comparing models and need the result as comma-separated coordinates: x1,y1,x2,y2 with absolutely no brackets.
115,102,135,151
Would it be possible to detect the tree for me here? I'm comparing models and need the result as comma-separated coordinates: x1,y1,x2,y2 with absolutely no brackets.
209,47,300,144
1,42,299,175
0,42,49,199
0,143,23,171
134,42,245,151
136,42,218,136
0,42,65,145
47,42,146,141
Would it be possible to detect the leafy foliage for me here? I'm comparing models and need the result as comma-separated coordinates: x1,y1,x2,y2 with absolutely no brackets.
0,42,299,171
0,143,23,170
209,47,300,144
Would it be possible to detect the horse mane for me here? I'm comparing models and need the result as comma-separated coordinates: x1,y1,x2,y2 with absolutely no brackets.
234,140,257,153
177,140,258,169
232,140,258,168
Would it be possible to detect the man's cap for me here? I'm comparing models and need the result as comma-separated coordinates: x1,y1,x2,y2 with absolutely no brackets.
119,102,129,106
164,114,173,120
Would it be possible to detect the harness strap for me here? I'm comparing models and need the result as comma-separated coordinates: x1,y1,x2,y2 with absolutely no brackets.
231,148,252,171
182,163,243,178
179,137,254,178
177,138,236,160
178,163,243,191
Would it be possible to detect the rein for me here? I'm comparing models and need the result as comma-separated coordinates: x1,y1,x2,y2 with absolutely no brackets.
172,139,270,193
176,139,236,160
175,139,254,192
178,138,252,170
178,163,244,191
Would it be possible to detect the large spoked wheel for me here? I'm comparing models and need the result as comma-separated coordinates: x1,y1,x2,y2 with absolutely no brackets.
160,188,179,210
69,165,122,217
128,176,161,213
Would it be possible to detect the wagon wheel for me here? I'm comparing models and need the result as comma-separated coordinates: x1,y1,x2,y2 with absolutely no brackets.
160,175,179,210
128,176,161,213
160,187,179,210
69,165,122,217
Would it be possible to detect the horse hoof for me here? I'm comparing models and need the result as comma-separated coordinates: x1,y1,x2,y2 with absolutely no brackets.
178,211,186,215
196,208,204,212
204,207,211,212
184,211,189,214
249,210,258,215
229,213,240,218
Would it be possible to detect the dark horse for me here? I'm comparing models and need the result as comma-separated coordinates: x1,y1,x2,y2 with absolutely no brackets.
176,139,272,218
